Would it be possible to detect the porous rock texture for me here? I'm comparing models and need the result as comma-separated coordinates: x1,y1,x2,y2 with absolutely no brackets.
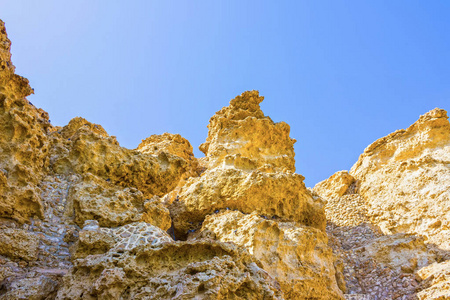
351,108,450,249
0,20,344,300
1,18,450,300
58,223,284,300
198,210,344,299
314,109,450,299
167,91,339,298
169,91,326,238
199,91,296,172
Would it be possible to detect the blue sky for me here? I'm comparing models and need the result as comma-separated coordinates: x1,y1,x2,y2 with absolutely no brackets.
2,1,449,186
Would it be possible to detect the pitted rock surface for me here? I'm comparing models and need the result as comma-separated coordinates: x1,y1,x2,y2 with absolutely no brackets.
1,18,449,300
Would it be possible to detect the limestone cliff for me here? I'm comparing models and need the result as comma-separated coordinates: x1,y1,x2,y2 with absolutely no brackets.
1,18,449,300
0,21,343,300
314,109,450,299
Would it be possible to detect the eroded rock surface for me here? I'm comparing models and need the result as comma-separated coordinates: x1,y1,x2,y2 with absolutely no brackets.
57,238,284,300
170,166,325,237
50,117,196,198
417,260,450,300
350,108,450,249
0,22,51,223
198,210,343,299
199,91,296,172
315,109,450,299
2,18,449,300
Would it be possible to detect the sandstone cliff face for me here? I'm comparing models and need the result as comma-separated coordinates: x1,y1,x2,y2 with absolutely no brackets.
350,108,450,249
0,21,343,300
57,221,284,300
199,91,296,172
50,117,195,198
2,18,449,300
168,91,340,298
314,109,450,299
199,211,343,299
0,21,51,223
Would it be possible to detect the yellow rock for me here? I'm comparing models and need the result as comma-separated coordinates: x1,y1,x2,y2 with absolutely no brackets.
199,210,344,299
137,132,200,177
200,91,296,172
50,117,196,198
314,108,450,298
417,260,450,300
66,174,171,229
170,92,325,239
170,166,325,237
314,170,356,200
0,20,51,223
0,228,39,261
57,239,284,299
350,108,450,249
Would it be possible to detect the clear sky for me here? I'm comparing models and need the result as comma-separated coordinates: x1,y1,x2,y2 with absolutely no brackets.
2,1,449,187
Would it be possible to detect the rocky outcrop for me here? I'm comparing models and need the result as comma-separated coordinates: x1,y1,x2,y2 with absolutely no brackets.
2,18,449,300
58,236,284,299
169,166,325,237
199,91,296,172
137,132,200,178
50,117,197,198
350,108,450,249
0,275,59,300
198,210,344,299
314,108,450,298
0,21,342,298
65,174,171,230
0,22,51,223
0,228,39,261
168,91,342,298
417,260,450,299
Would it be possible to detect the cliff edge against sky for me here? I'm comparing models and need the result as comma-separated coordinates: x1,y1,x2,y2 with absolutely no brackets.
1,19,449,300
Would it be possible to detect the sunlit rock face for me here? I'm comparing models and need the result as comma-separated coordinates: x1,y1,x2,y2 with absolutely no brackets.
199,90,296,172
0,20,343,299
314,108,450,299
198,210,344,299
168,91,343,298
0,20,51,223
49,117,197,198
350,108,450,249
58,222,284,300
5,17,450,299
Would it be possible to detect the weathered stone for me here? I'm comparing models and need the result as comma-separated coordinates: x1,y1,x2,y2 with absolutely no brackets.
170,164,325,238
137,132,200,179
141,197,171,231
198,211,344,299
314,171,356,200
67,174,144,227
74,221,173,259
0,228,39,261
200,91,296,172
417,260,450,300
359,233,437,273
0,21,51,223
50,117,195,198
0,275,58,300
315,108,450,298
56,240,284,300
350,108,450,249
2,18,449,300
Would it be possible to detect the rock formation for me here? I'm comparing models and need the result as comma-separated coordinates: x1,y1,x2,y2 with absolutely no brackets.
1,18,449,300
314,109,450,299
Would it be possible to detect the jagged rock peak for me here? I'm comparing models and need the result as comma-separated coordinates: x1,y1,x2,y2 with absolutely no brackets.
0,20,33,99
353,107,449,166
200,90,297,172
0,20,15,75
